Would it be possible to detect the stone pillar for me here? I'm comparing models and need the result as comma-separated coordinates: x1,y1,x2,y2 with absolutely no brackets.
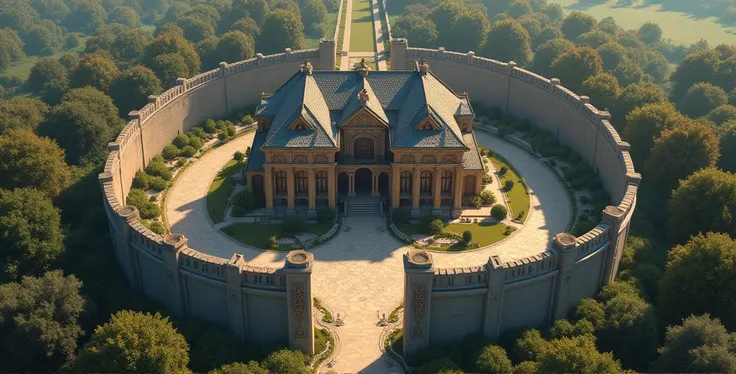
411,168,420,218
432,168,441,213
348,172,356,197
371,171,379,196
328,168,336,208
286,167,295,214
129,110,146,167
318,39,337,70
551,233,579,320
264,166,275,216
483,255,506,339
601,206,626,286
161,234,187,316
391,167,400,208
284,250,315,355
219,62,230,115
307,168,316,218
226,254,247,340
505,61,517,116
390,38,408,71
403,249,434,358
452,167,464,218
114,205,142,289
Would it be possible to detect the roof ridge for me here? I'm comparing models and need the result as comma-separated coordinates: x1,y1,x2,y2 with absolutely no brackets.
427,103,467,148
302,105,338,148
262,104,303,147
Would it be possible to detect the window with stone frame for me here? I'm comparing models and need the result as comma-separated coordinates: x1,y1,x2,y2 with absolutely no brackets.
441,171,453,193
420,171,433,193
316,171,328,193
295,170,308,193
275,171,287,194
400,171,412,192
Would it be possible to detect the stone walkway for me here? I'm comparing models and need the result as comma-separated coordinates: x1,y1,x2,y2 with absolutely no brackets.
339,0,354,71
165,130,571,373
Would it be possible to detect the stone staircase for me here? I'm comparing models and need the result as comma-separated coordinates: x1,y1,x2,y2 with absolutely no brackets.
346,197,381,217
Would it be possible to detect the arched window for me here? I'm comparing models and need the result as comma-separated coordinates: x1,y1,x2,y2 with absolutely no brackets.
295,171,308,193
420,171,433,193
441,171,453,193
400,171,412,192
275,171,287,194
316,171,328,193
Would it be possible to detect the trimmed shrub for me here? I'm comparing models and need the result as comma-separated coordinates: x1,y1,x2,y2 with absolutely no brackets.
173,134,190,149
428,219,444,235
203,119,217,133
504,180,515,191
482,174,493,184
218,132,228,142
188,127,206,139
126,189,148,209
420,215,443,233
234,151,244,161
162,144,179,160
180,145,197,157
392,208,410,224
146,160,172,181
282,215,307,234
317,207,335,224
149,176,168,191
499,166,509,175
188,136,203,150
226,124,237,137
132,171,150,189
139,202,160,219
491,204,508,221
269,235,279,249
231,190,255,212
463,230,472,244
241,114,254,124
176,159,186,168
463,195,482,209
149,221,166,234
480,190,496,205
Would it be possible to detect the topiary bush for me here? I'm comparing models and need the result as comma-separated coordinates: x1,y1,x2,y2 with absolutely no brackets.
241,114,254,124
463,195,482,209
392,207,410,224
203,119,217,133
317,207,335,224
233,151,244,161
148,176,168,191
217,132,228,142
132,171,150,189
480,190,496,206
173,134,190,149
149,221,166,235
138,201,160,219
188,126,206,139
483,174,493,184
504,180,515,191
188,136,203,150
126,188,148,209
491,204,508,221
162,144,179,160
499,166,509,176
282,215,307,234
145,159,172,181
463,230,472,244
180,145,197,157
428,218,444,235
420,214,443,233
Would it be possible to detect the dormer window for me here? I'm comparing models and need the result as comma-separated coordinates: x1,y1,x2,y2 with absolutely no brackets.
422,122,433,130
289,118,311,131
416,118,441,131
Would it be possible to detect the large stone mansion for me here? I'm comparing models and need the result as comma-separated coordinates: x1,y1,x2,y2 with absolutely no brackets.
244,60,485,218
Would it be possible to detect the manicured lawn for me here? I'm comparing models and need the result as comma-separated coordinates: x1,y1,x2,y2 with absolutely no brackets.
221,222,334,250
549,0,736,46
394,221,515,251
490,155,530,222
315,328,332,354
304,8,340,49
349,0,377,52
207,160,243,223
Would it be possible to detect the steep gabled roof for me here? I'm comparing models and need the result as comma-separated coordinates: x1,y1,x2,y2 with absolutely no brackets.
339,77,388,126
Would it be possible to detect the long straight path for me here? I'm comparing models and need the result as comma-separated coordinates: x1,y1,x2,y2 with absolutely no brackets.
165,130,571,373
339,0,354,71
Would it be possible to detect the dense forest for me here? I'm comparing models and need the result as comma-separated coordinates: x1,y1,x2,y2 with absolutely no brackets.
0,0,735,372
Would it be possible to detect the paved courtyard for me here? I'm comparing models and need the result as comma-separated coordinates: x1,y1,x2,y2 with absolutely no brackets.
166,130,571,373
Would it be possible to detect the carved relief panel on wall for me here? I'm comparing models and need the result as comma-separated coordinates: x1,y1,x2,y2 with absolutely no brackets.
292,283,305,338
421,154,437,164
293,154,308,163
313,154,328,163
442,154,458,163
400,154,415,163
412,284,426,338
271,154,287,163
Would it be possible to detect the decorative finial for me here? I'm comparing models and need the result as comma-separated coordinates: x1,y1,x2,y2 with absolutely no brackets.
418,59,429,75
300,59,313,75
358,58,370,77
358,88,369,106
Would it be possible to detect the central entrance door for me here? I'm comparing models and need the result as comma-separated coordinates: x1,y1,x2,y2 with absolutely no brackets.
355,168,372,195
354,138,374,159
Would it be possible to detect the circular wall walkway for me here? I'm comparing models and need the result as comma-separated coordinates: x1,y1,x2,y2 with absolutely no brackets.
165,130,571,373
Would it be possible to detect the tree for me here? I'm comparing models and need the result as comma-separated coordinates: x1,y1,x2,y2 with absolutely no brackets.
550,46,603,92
449,9,489,54
393,14,438,48
668,168,736,243
658,233,736,330
581,73,619,111
0,0,40,33
151,53,190,87
0,270,85,372
638,22,662,46
644,53,671,84
39,100,112,165
670,49,720,101
0,188,64,282
62,86,122,128
623,102,685,165
530,38,573,77
178,16,216,43
262,349,308,374
28,57,68,98
111,29,150,66
491,204,508,221
482,19,532,66
70,53,120,92
645,120,720,193
576,30,611,49
230,17,261,38
718,121,736,172
257,9,305,55
680,82,729,118
108,5,140,27
0,129,70,197
110,65,163,116
707,105,736,125
574,298,605,330
0,28,25,71
597,16,622,37
507,0,532,18
66,0,107,33
474,345,512,373
543,3,563,22
196,36,220,70
0,97,48,134
611,58,643,87
597,42,627,71
561,11,597,41
73,311,189,373
233,0,268,24
430,0,466,47
209,361,268,374
215,31,255,64
23,20,63,56
302,0,327,35
29,0,70,23
610,82,666,130
652,314,736,373
537,335,621,373
143,31,200,78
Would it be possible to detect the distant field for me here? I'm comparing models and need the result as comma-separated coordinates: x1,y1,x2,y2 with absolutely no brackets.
350,0,377,52
549,0,736,46
305,9,341,49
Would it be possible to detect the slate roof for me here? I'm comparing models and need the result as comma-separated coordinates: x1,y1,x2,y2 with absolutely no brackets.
255,68,475,152
245,132,267,171
462,133,484,171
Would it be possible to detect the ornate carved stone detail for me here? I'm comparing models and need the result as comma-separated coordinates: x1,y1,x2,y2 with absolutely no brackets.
421,154,437,164
293,283,305,322
313,154,328,163
442,154,458,163
400,154,415,163
293,154,308,163
271,154,287,163
413,285,426,321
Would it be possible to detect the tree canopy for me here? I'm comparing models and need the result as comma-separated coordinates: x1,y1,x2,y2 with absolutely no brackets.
652,314,736,373
536,335,621,373
623,102,685,165
610,82,666,130
257,9,305,55
393,14,438,48
482,19,532,66
679,82,729,118
550,46,603,92
110,65,163,116
215,31,255,64
70,53,120,92
561,11,596,41
0,129,70,197
581,73,620,111
143,31,201,79
0,97,48,135
530,38,573,77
